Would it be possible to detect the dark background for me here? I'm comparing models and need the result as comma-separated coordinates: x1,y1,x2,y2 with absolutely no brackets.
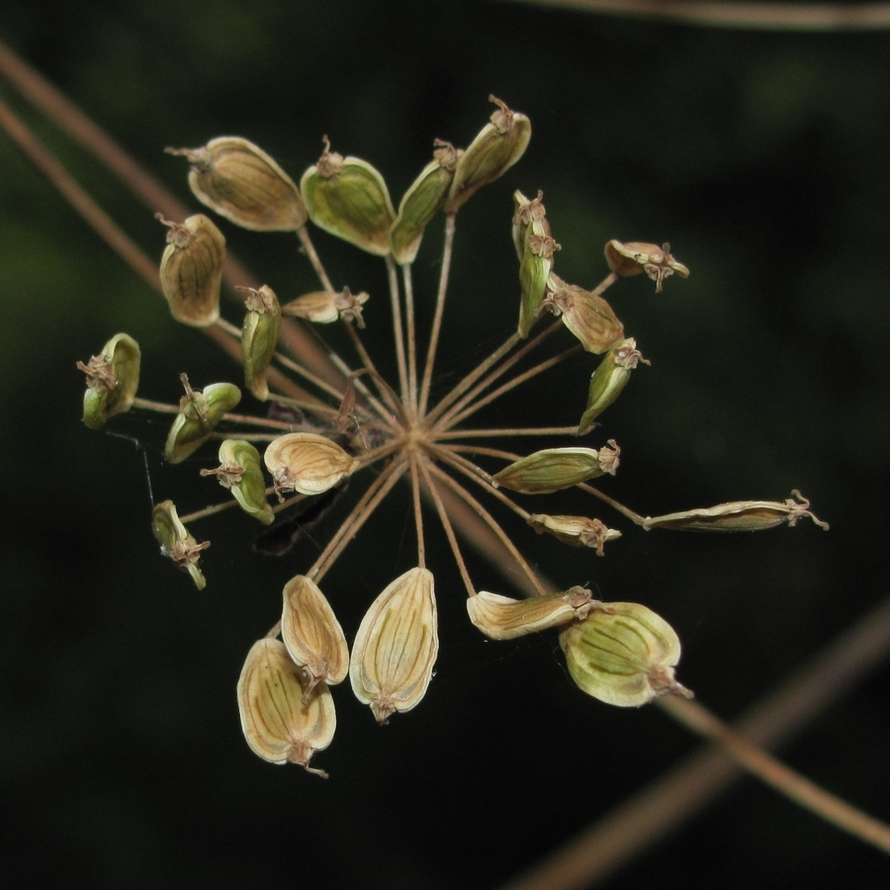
2,1,889,887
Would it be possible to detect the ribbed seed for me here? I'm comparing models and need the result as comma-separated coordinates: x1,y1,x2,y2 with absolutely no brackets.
78,333,141,430
263,432,359,497
157,213,225,327
350,567,438,723
560,602,692,707
237,637,335,776
167,137,308,231
281,575,349,696
642,490,829,532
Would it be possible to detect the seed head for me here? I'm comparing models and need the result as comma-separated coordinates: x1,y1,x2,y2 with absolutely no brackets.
164,376,241,464
77,333,141,429
167,137,308,231
642,490,830,532
200,439,274,525
281,575,350,697
578,338,649,433
282,287,369,328
605,240,690,293
350,567,439,724
544,275,624,354
300,137,396,256
527,514,622,556
516,197,560,339
444,95,531,214
156,213,225,327
151,500,210,590
492,441,620,495
390,140,460,265
263,432,360,497
237,638,335,776
512,190,549,261
560,602,692,706
238,284,282,401
467,587,607,640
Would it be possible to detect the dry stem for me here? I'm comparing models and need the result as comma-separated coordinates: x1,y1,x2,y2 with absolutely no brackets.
502,0,890,30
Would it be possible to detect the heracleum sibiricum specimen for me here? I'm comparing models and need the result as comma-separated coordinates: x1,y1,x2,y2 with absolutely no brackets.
78,95,828,776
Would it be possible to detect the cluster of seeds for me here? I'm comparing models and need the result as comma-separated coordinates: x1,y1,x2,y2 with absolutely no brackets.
78,97,827,775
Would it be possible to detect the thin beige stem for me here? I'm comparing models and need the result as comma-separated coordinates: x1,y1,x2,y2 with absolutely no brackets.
230,430,333,443
305,473,389,573
386,254,410,404
357,369,407,429
502,0,890,30
131,397,181,415
428,444,494,487
214,410,323,431
434,425,581,439
418,213,456,418
308,458,407,583
296,225,334,292
427,320,562,431
273,351,349,403
425,482,557,598
439,345,582,433
416,457,476,597
402,264,419,421
409,452,425,569
326,351,404,428
344,323,404,420
262,396,341,419
353,439,404,470
498,594,890,890
275,316,350,395
423,330,524,429
660,695,890,853
577,482,646,524
592,270,619,296
432,446,531,522
441,443,522,462
179,498,241,523
425,462,548,597
214,317,242,340
216,432,283,443
269,491,311,516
